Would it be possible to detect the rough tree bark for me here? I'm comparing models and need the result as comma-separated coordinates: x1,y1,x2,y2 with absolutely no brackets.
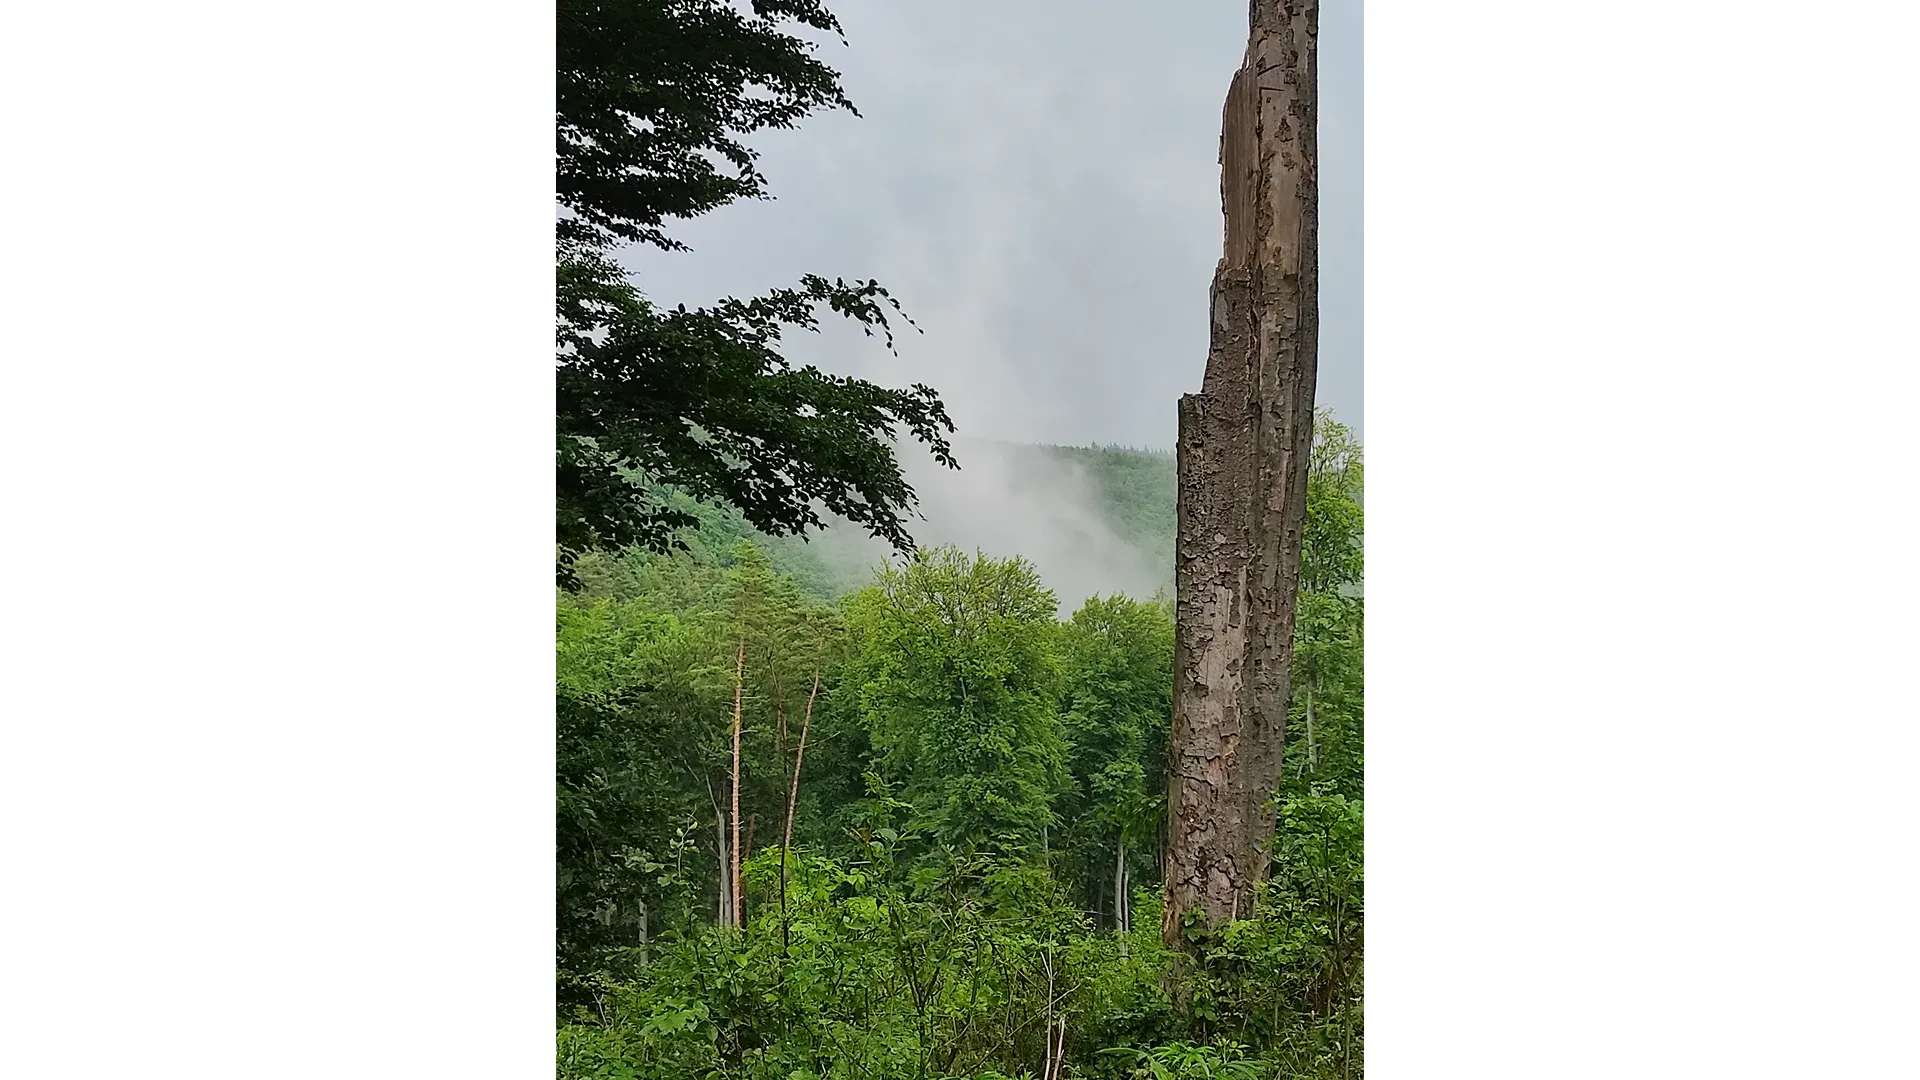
1163,0,1319,950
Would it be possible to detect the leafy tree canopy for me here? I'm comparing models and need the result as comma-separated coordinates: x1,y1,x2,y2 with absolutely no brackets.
557,0,957,588
843,548,1067,862
553,435,1366,1075
1300,413,1363,597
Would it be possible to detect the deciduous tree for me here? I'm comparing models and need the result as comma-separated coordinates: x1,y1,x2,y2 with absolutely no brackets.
556,0,957,587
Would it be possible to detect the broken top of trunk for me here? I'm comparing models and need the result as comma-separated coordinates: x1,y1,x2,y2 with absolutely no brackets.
1163,0,1319,950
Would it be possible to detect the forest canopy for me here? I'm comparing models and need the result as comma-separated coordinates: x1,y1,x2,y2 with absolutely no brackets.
556,422,1363,1080
554,3,1358,1077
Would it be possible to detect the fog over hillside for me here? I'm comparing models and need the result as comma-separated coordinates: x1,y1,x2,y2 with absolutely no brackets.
769,437,1176,613
604,0,1361,610
618,0,1362,450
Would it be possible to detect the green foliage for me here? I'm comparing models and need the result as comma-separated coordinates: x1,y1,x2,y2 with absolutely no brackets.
1055,594,1173,925
556,0,958,587
1300,414,1364,598
558,0,854,253
557,544,847,1009
1285,416,1365,804
556,422,1365,1078
561,847,1113,1080
844,549,1067,863
1187,794,1363,1079
556,243,959,589
566,490,866,603
1025,444,1177,580
555,6,1366,1070
557,828,1360,1080
1285,592,1363,801
1100,1042,1268,1080
572,441,1187,603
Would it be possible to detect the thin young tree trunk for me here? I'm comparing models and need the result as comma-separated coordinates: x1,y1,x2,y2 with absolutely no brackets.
1165,0,1319,950
706,775,730,927
1041,948,1056,1080
740,812,757,922
730,632,746,927
781,663,823,950
781,670,822,858
1305,685,1317,775
1113,835,1127,933
715,804,731,926
774,667,787,790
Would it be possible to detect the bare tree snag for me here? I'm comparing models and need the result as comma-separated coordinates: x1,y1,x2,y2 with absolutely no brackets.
1163,0,1319,951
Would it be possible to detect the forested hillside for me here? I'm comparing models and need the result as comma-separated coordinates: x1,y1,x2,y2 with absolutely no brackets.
569,441,1177,604
556,420,1363,1080
556,0,1358,1073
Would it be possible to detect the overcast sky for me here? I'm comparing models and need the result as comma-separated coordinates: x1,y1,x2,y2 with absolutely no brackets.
624,0,1361,451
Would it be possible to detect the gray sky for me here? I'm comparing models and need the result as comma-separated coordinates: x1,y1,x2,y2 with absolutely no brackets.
624,0,1362,451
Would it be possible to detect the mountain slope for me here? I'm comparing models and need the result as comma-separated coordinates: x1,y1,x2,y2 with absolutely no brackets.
571,443,1180,606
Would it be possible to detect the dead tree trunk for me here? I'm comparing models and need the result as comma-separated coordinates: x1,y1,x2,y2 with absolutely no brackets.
1164,0,1319,950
